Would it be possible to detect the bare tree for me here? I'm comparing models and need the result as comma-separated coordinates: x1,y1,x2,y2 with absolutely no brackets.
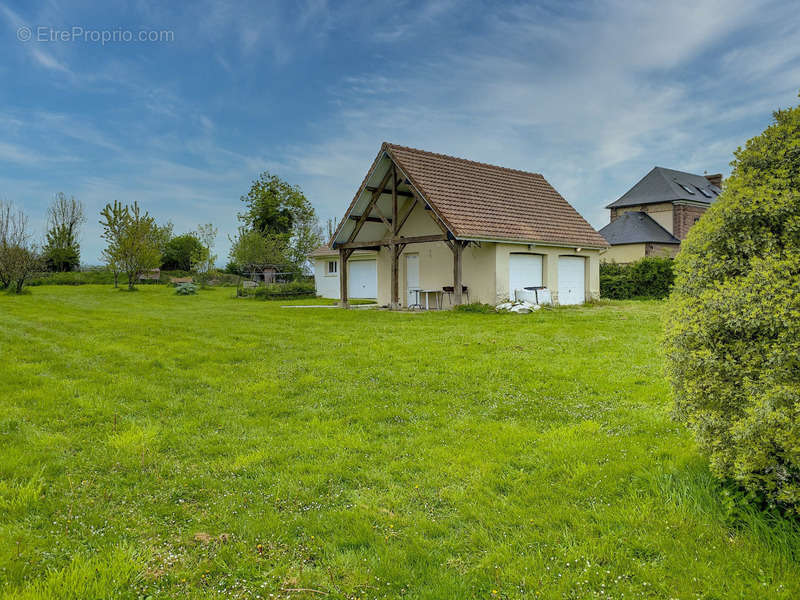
43,193,86,272
0,200,42,293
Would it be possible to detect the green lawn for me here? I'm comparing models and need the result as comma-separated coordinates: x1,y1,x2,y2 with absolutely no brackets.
1,286,798,599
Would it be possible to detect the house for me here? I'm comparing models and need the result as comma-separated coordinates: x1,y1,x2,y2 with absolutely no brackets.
599,167,722,263
317,142,608,308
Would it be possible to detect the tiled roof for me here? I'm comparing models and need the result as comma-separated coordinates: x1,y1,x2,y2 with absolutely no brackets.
606,166,722,209
384,143,608,247
599,211,680,245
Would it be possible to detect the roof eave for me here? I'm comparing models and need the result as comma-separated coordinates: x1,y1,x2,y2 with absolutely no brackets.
457,235,608,249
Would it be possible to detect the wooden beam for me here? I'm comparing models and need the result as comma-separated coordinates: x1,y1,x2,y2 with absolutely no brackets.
390,243,399,309
452,241,463,306
371,203,393,230
343,168,393,245
394,197,416,235
392,165,398,235
348,215,389,225
366,186,414,198
338,248,352,308
338,233,448,250
390,165,400,309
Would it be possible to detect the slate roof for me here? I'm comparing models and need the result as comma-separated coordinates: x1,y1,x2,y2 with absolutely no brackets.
606,166,721,209
333,143,607,248
598,211,680,245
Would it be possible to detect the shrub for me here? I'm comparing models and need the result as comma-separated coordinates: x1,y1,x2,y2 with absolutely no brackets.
244,281,316,300
600,257,674,299
175,282,198,295
664,99,800,513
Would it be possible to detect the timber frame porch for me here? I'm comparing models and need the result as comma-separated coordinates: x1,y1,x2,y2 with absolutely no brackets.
331,154,468,310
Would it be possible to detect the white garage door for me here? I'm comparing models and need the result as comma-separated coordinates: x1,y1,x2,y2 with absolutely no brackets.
558,256,585,305
509,253,543,300
348,259,377,298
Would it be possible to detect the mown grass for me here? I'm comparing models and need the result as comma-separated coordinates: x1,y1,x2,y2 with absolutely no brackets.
0,285,798,599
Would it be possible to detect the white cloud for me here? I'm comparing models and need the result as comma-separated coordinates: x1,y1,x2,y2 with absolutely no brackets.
282,0,799,231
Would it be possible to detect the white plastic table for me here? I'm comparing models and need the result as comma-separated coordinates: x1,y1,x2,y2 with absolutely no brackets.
420,289,442,310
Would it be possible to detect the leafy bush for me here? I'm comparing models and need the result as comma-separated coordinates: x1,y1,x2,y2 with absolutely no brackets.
664,99,800,513
175,282,198,295
600,257,674,299
244,280,316,300
162,234,204,271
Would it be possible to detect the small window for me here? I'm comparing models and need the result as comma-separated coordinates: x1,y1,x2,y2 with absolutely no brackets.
693,217,700,224
695,186,712,198
327,260,337,274
678,183,695,195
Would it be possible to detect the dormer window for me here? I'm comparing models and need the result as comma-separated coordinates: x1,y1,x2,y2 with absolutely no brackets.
695,186,712,198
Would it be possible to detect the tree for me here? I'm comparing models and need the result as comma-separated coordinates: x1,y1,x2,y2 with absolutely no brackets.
116,203,162,290
664,98,800,512
162,234,204,271
238,171,322,274
0,201,42,293
43,192,85,272
100,201,162,290
99,201,128,288
228,227,287,276
192,223,217,286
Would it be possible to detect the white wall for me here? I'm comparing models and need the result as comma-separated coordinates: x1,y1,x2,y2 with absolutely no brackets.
314,257,340,298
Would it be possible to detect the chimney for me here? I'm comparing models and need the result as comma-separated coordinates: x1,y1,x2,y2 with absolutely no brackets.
705,173,722,187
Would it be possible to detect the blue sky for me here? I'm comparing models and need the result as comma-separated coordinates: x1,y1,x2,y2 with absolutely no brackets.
1,0,798,264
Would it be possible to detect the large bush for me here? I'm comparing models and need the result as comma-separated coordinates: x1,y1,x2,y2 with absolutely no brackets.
600,257,674,299
245,281,315,300
664,100,800,512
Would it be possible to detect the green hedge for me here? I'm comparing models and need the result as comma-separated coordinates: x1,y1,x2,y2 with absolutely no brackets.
240,281,316,300
600,257,674,299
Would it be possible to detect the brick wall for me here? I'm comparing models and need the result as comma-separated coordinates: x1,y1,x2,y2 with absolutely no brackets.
672,204,708,240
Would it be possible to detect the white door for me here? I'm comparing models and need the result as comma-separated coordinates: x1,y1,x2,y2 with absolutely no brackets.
348,259,377,298
557,256,585,305
406,254,419,306
509,253,543,301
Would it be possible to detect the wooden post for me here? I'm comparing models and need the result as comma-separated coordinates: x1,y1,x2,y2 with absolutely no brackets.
390,165,400,310
339,248,350,308
452,241,463,306
390,243,399,309
392,165,398,235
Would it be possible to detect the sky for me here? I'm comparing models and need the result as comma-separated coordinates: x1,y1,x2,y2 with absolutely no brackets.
1,0,798,265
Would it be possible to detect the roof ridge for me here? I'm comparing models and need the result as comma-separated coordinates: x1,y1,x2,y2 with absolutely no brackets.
383,142,543,178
